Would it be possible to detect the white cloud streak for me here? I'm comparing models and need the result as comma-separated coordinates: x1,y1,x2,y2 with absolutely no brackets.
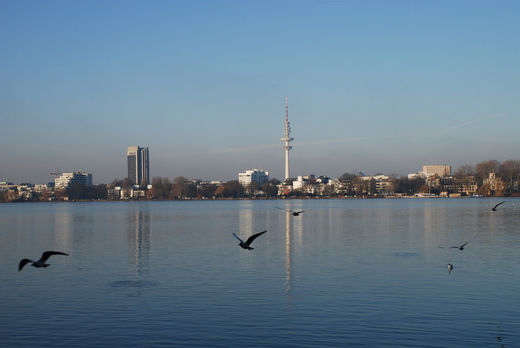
443,114,501,132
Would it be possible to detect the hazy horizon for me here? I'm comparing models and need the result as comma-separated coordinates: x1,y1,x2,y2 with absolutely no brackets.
2,1,519,184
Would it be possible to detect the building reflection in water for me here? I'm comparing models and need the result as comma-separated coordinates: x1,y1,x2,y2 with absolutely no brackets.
422,202,448,249
238,201,254,239
127,209,151,275
53,210,73,251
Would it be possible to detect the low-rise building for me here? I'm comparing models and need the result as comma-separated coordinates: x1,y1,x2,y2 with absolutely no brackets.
441,177,478,196
107,187,122,200
292,176,307,191
0,181,16,190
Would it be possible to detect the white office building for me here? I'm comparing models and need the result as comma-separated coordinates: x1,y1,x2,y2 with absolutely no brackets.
55,172,93,190
422,165,451,178
238,169,269,189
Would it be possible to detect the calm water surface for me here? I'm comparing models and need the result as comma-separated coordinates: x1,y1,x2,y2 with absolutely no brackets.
1,199,519,347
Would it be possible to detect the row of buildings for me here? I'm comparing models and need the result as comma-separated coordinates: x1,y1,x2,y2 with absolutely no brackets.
0,141,512,202
1,145,149,201
236,165,507,198
0,163,512,202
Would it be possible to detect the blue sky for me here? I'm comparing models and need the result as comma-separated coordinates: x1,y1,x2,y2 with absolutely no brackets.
1,0,519,183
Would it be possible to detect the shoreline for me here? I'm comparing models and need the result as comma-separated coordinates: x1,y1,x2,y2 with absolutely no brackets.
3,195,516,204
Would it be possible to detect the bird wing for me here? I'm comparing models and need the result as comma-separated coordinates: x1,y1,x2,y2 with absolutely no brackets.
245,230,267,245
18,259,32,271
276,207,291,212
447,230,480,249
40,251,69,262
461,231,480,246
232,233,244,243
296,210,304,214
493,201,506,209
449,240,471,249
460,240,471,247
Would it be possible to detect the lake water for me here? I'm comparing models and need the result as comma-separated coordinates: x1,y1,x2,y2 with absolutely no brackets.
1,198,519,347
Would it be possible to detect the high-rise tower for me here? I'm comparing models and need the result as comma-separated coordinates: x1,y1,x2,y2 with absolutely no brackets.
127,146,150,186
280,97,294,181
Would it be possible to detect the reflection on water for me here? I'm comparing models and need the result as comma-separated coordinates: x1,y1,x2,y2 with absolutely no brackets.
284,210,292,297
127,209,151,275
279,202,305,304
110,280,158,288
54,211,72,248
1,199,520,347
238,201,254,239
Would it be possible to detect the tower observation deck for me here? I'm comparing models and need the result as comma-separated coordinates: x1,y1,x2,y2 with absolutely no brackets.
280,97,294,181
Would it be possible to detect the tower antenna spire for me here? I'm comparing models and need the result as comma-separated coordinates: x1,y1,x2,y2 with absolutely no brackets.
285,96,289,125
280,96,294,181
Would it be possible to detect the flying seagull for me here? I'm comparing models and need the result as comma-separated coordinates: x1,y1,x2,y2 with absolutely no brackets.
18,251,69,271
450,240,472,251
492,201,506,211
439,239,472,251
233,230,267,250
439,232,479,251
276,207,305,216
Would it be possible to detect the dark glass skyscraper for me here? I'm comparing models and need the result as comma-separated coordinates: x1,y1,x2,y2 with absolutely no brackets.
127,146,150,186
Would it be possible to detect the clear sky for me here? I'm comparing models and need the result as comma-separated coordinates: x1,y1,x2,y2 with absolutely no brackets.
1,0,519,184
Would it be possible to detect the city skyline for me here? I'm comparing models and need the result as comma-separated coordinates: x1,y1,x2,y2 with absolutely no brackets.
1,1,519,184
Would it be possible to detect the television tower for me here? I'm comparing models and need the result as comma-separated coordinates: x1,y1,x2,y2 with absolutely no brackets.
280,96,294,181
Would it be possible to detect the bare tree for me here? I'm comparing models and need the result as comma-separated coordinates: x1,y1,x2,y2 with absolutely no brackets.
498,159,520,194
395,176,425,195
172,176,186,199
215,181,244,198
261,182,279,197
454,165,475,178
151,177,172,199
199,184,217,199
339,172,357,181
475,160,500,182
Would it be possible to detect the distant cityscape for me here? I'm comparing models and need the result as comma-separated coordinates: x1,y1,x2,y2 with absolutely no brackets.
2,146,519,203
1,99,519,202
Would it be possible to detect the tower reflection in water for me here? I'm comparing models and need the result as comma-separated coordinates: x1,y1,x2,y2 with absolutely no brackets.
284,206,303,307
285,206,303,307
127,209,151,276
285,210,292,295
238,201,303,307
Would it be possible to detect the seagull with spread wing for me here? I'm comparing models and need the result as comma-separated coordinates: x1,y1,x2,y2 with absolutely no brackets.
492,201,506,211
18,251,69,271
439,231,480,251
233,230,267,250
276,207,305,216
450,241,471,251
